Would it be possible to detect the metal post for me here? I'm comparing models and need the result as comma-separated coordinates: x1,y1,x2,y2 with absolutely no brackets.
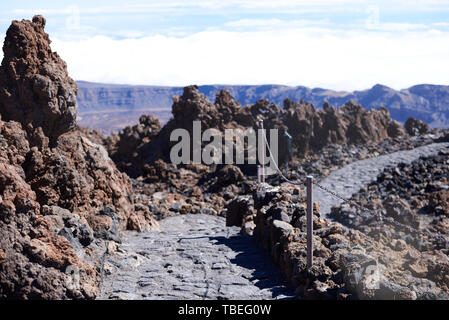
257,165,261,183
259,120,265,183
306,176,313,269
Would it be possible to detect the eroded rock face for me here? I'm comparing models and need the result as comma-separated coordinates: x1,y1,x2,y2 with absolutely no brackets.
0,15,77,143
109,86,406,184
24,130,135,229
0,16,158,299
0,118,97,299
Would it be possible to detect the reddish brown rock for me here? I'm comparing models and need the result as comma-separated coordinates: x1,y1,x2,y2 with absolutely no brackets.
0,158,96,299
0,249,5,264
127,209,161,232
0,16,158,299
0,15,77,143
429,190,449,216
25,129,135,229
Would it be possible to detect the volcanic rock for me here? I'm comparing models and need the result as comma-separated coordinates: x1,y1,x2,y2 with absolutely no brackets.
0,16,159,299
0,138,96,299
24,129,135,229
405,118,429,136
107,114,162,177
225,195,254,229
108,85,407,191
330,150,449,297
251,183,449,299
428,190,449,216
0,15,77,143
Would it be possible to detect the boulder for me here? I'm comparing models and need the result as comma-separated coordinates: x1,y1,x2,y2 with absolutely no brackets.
225,196,253,227
404,117,429,136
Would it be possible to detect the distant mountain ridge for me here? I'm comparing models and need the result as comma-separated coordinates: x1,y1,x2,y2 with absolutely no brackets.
76,81,449,133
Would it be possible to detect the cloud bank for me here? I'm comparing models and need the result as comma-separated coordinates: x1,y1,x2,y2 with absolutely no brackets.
2,1,449,90
50,24,449,91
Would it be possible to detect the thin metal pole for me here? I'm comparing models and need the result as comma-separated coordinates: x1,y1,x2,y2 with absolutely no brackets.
257,165,261,183
306,176,313,269
259,120,265,183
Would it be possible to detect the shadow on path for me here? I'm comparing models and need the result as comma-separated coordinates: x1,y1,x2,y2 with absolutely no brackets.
209,234,296,299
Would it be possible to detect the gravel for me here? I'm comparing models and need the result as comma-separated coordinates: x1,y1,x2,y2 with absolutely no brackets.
313,142,449,217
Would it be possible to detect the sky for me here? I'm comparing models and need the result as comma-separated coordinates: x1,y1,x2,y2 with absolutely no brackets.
1,0,449,91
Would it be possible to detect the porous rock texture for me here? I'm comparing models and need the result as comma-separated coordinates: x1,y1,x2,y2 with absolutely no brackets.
103,86,413,242
108,86,407,184
248,184,449,299
0,15,77,143
0,16,158,299
24,129,135,229
0,117,97,299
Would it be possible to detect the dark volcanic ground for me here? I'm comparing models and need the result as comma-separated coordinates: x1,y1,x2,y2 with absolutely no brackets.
99,214,294,300
99,142,449,300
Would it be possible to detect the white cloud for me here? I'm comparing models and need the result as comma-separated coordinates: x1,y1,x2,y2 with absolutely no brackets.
224,18,330,28
45,25,449,91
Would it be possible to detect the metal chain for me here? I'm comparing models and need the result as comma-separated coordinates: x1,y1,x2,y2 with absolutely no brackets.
261,127,378,213
260,127,440,243
312,180,442,241
261,128,305,187
312,180,373,214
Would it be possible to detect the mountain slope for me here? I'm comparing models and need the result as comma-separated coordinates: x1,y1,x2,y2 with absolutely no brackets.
76,81,449,133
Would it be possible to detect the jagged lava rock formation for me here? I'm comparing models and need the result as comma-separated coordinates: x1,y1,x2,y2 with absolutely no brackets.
0,16,158,299
0,15,77,143
109,85,406,179
100,85,412,233
75,81,449,133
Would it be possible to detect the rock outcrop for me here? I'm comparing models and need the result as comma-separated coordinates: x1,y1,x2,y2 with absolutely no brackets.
106,114,162,177
0,117,97,299
0,16,77,143
282,99,405,156
76,82,449,133
108,86,407,188
0,16,158,299
24,130,135,229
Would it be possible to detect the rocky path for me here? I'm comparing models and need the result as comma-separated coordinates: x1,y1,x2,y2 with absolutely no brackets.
314,142,449,217
98,214,294,300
